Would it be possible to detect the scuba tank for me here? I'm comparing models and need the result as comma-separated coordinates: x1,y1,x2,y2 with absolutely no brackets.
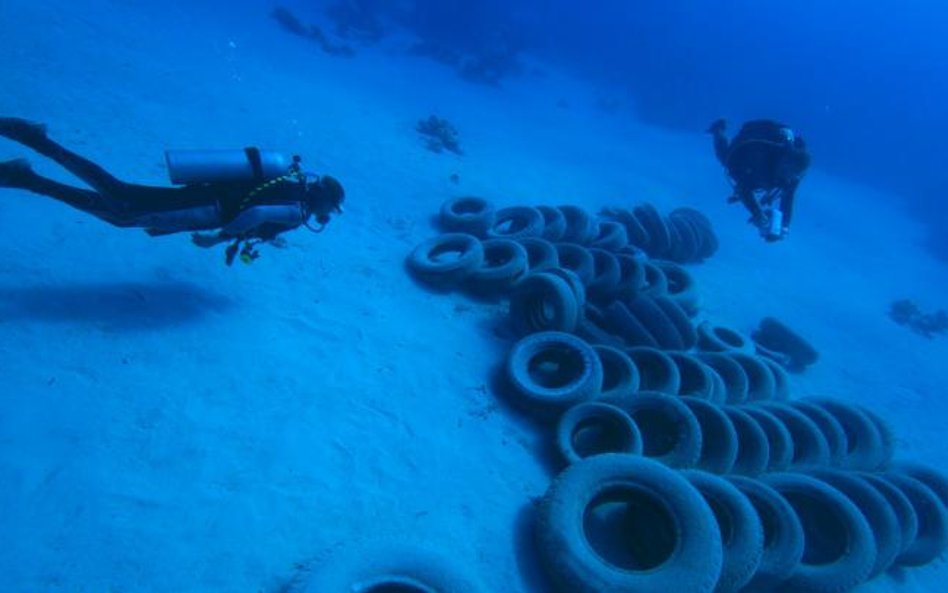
165,147,291,184
768,208,784,237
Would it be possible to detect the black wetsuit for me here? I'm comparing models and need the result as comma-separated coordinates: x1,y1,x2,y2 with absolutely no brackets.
711,119,810,228
0,122,311,240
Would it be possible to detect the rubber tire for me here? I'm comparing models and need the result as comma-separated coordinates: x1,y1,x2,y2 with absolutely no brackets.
727,475,805,590
668,352,718,400
672,207,718,259
407,233,484,288
654,296,698,351
757,402,832,470
299,540,488,593
586,247,622,304
634,203,672,257
722,407,770,477
554,243,596,286
486,205,545,240
788,400,850,468
593,345,640,401
857,472,919,561
805,398,888,470
883,472,948,567
641,260,669,298
762,473,876,593
556,402,643,464
682,470,764,593
537,454,723,593
666,214,700,263
614,253,647,301
728,352,777,402
752,316,820,372
892,462,948,507
517,237,559,273
590,220,628,251
698,352,750,405
466,238,529,296
760,356,792,401
545,267,586,310
505,331,603,421
680,397,739,475
509,272,580,336
438,195,496,238
557,205,598,244
537,205,567,241
696,322,756,354
603,301,660,348
652,260,700,316
808,468,902,577
604,392,702,468
625,347,681,395
740,406,794,472
626,295,684,350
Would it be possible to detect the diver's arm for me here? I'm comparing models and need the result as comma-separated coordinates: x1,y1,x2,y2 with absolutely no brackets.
221,203,305,237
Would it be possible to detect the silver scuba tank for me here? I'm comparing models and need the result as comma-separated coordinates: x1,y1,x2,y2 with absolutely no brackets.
768,208,784,236
164,147,291,184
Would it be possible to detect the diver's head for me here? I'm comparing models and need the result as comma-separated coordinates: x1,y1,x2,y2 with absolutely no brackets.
305,174,346,225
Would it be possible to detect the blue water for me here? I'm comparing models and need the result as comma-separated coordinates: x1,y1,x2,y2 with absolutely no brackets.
1,0,947,591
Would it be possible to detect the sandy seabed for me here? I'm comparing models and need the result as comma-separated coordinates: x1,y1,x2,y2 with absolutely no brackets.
0,1,945,591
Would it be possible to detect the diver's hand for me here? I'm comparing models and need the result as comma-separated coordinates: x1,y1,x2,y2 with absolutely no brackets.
191,231,227,248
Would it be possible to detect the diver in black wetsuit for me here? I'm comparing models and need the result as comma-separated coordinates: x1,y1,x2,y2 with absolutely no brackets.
0,117,345,265
707,118,810,242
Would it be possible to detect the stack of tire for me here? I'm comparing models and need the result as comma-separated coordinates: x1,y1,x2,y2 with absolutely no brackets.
502,330,948,593
405,197,715,306
600,202,719,263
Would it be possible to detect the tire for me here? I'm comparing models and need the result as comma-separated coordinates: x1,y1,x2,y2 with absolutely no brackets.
486,205,545,240
728,352,776,402
698,352,749,404
604,392,702,468
299,540,488,593
740,406,794,472
556,402,642,464
722,407,770,477
652,260,700,316
614,252,647,301
682,470,763,593
593,345,640,400
654,296,698,351
757,402,831,470
554,243,596,286
668,352,718,400
891,462,948,507
537,205,567,241
727,475,805,590
505,331,603,421
808,469,902,577
762,473,875,593
696,322,755,354
603,301,660,348
634,203,672,256
574,312,625,348
465,238,528,296
681,397,739,475
558,205,598,244
671,207,718,259
787,400,850,468
626,295,684,350
509,272,580,336
407,233,484,288
537,454,723,593
586,248,622,304
517,237,559,273
666,214,700,263
760,356,791,400
438,195,496,237
804,399,888,471
883,472,948,567
752,316,820,372
590,220,629,251
625,347,681,395
545,267,586,310
857,472,919,561
641,260,669,297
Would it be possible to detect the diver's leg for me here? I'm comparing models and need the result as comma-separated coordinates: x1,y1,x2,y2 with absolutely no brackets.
737,188,763,223
0,117,125,195
0,158,136,226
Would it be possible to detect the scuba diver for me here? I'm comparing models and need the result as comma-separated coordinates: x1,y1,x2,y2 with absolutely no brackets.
0,117,345,265
707,118,810,242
